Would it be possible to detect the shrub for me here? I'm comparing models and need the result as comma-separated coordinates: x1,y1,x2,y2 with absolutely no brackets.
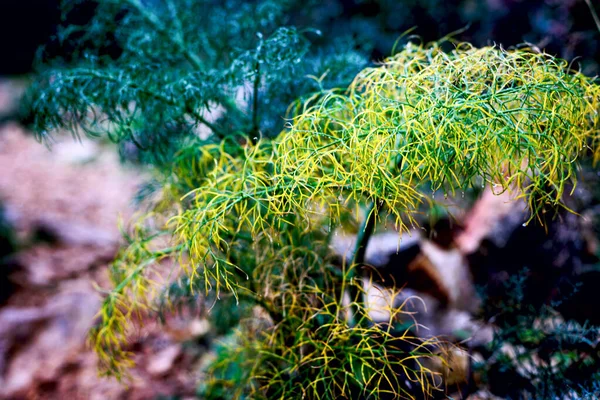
96,43,600,398
24,1,600,398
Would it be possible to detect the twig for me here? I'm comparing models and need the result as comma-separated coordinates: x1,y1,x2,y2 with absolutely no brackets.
585,0,600,34
348,200,380,326
251,60,261,144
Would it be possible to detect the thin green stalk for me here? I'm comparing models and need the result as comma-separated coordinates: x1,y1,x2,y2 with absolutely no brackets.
348,200,379,326
251,60,261,144
585,0,600,34
347,134,399,326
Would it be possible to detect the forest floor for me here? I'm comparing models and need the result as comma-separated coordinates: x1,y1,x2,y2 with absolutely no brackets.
0,80,206,400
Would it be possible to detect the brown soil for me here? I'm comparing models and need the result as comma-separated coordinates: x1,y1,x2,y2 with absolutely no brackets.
0,82,204,400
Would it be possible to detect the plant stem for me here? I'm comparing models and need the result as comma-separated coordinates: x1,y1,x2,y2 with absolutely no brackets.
353,201,379,265
348,200,380,326
347,132,398,326
585,0,600,34
251,60,261,144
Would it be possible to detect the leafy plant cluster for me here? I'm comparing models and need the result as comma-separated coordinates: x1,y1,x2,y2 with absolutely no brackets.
22,0,600,398
95,43,599,398
24,0,368,169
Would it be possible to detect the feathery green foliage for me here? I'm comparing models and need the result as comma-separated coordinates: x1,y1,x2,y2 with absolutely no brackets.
89,41,599,397
282,42,600,219
23,0,366,169
22,1,600,397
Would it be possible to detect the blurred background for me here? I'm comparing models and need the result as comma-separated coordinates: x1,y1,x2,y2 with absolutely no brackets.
0,0,599,399
1,0,599,76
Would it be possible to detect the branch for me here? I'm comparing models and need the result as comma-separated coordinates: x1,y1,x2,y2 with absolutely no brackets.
251,60,261,144
352,201,379,266
347,200,380,326
346,136,401,326
585,0,600,34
